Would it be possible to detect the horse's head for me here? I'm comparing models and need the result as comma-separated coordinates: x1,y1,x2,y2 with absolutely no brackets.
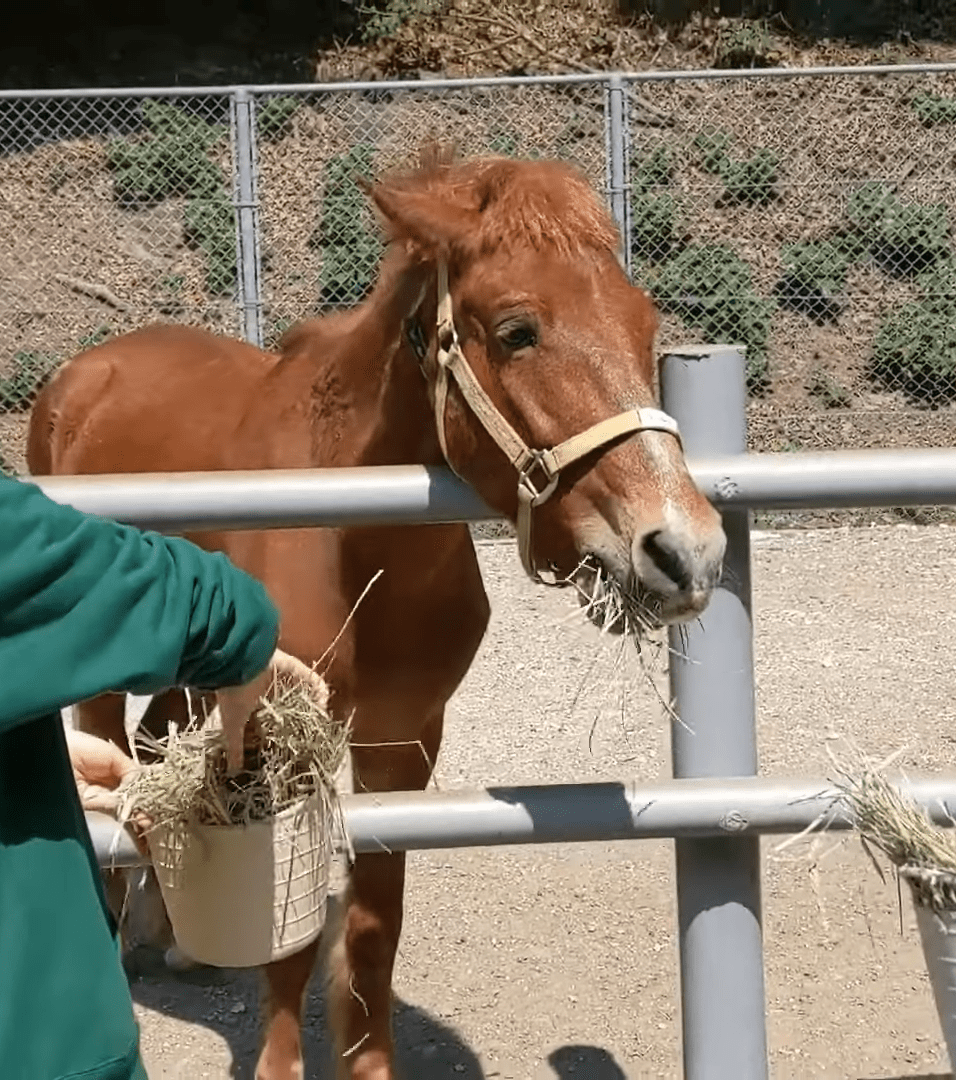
369,152,726,629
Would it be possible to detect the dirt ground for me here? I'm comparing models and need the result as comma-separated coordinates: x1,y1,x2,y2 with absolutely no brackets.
117,524,956,1079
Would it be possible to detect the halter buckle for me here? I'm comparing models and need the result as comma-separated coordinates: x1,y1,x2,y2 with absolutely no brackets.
517,450,560,506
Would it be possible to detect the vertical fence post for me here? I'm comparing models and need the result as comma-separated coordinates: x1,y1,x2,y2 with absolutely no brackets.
231,88,264,348
605,74,631,279
661,344,768,1080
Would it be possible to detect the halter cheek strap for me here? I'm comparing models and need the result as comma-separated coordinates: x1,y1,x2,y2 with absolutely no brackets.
428,262,683,584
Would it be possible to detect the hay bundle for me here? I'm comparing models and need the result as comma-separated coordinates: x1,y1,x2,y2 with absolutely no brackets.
116,672,350,968
119,672,349,835
835,760,956,913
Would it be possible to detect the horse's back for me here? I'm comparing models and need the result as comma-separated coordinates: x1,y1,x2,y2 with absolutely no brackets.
28,323,275,477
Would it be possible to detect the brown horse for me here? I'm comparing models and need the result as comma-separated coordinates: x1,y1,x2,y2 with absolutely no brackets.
28,150,726,1080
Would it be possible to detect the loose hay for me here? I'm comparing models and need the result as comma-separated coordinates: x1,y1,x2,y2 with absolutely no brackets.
833,751,956,913
118,672,350,837
569,554,662,639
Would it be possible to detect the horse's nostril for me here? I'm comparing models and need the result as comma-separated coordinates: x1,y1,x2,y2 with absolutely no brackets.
641,529,694,591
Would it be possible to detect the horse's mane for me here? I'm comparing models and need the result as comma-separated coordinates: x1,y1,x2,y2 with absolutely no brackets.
379,142,621,259
277,146,621,358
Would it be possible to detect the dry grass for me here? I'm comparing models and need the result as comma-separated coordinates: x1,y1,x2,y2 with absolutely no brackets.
118,673,349,835
569,554,663,639
831,747,956,912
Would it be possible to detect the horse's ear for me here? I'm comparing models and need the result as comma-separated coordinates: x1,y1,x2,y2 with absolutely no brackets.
366,180,480,257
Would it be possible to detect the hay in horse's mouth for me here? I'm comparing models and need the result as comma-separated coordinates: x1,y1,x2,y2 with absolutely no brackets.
118,674,349,834
569,554,663,639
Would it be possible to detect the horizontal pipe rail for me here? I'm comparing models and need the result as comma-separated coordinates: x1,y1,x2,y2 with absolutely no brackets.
88,775,956,868
4,63,956,100
693,448,956,510
30,447,956,531
32,466,497,530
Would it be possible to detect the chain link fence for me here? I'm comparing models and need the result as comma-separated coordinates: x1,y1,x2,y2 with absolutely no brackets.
0,91,239,475
623,67,956,466
3,68,956,499
252,80,607,348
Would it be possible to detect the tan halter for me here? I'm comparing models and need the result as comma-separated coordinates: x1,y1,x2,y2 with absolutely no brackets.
428,262,683,584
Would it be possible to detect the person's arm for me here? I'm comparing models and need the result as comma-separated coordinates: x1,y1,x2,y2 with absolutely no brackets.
0,475,279,732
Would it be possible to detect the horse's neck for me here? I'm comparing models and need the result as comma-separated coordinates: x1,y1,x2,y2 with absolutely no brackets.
292,252,442,470
306,256,470,596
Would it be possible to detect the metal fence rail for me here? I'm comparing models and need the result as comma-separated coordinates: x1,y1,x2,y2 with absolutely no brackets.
88,774,956,868
33,447,956,528
7,66,956,476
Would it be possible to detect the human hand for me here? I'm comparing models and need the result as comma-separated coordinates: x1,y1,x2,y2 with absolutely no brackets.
215,648,326,773
65,728,136,815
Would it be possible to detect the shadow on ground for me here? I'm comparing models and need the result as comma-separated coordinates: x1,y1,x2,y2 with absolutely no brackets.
129,950,633,1079
548,1044,628,1077
129,952,487,1079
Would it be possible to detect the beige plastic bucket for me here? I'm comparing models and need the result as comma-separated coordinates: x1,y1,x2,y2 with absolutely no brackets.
913,900,956,1072
148,794,331,968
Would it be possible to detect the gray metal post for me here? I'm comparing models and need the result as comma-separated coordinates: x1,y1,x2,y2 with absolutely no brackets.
231,88,264,347
661,345,768,1080
605,74,631,278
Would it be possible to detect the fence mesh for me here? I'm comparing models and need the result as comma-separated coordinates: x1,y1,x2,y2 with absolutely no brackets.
4,70,956,492
0,92,239,474
624,69,956,459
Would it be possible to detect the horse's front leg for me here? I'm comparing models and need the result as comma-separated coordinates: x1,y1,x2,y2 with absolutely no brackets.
256,705,442,1080
329,709,442,1080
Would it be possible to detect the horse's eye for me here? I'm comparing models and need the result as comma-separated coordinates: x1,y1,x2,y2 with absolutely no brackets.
497,321,538,352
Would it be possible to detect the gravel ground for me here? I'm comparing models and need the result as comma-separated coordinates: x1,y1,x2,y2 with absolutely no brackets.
118,524,956,1079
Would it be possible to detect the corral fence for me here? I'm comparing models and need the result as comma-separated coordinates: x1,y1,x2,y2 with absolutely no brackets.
38,345,956,1080
6,65,956,486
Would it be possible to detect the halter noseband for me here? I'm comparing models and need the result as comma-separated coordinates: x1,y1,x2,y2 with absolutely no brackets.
420,262,683,584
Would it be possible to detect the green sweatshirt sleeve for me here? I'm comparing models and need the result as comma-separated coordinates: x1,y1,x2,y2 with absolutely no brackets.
0,475,279,732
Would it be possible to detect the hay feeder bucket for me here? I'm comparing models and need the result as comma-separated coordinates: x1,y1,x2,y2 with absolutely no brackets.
902,865,956,1072
148,793,332,968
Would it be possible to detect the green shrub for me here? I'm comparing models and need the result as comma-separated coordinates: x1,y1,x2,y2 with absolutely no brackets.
806,369,851,409
912,93,956,128
876,201,950,276
357,0,443,41
776,241,851,322
870,302,956,402
265,317,296,349
632,145,673,192
313,145,383,305
631,192,678,262
107,102,224,206
693,129,778,205
184,196,237,295
846,181,895,234
694,128,732,175
720,148,779,205
916,260,956,312
648,244,773,391
714,20,774,69
77,325,112,351
257,96,299,141
487,131,520,157
107,102,236,295
0,351,60,414
870,259,956,402
846,182,950,276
